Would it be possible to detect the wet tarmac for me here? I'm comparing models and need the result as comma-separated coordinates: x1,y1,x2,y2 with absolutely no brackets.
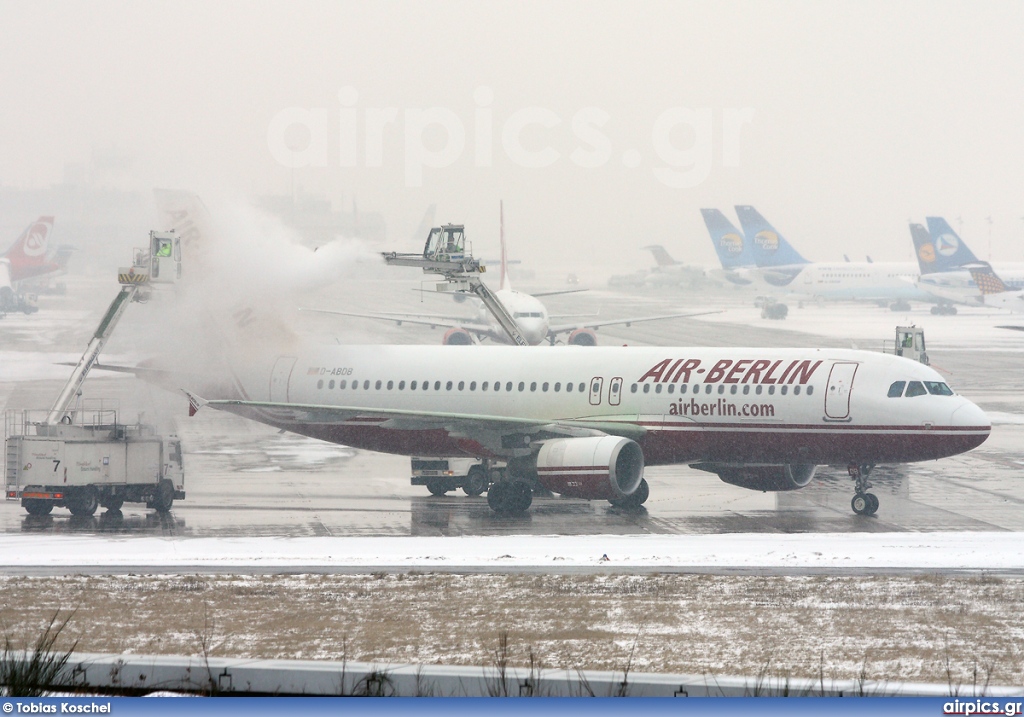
3,275,1023,541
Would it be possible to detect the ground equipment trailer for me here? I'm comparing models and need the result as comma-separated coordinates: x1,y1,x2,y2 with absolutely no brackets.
5,406,184,516
4,230,185,516
411,457,500,497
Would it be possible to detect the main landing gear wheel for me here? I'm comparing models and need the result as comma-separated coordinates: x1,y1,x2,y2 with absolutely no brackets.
848,464,879,516
487,481,533,514
609,479,650,509
851,492,878,516
462,467,488,497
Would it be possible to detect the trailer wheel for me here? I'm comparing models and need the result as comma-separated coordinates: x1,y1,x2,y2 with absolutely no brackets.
151,479,175,512
67,487,99,517
103,496,124,512
23,499,53,517
463,467,488,497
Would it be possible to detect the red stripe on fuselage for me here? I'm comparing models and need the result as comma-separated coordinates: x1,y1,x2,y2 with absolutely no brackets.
248,418,987,465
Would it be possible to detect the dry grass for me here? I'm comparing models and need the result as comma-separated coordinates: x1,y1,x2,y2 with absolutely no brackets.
2,573,1023,686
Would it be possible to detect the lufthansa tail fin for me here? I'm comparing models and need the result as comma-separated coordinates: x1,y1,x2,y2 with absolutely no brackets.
921,217,980,272
910,223,940,275
701,208,753,269
734,206,809,268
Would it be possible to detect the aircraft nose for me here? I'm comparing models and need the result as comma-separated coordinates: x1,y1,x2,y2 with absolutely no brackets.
520,320,546,345
950,401,991,452
951,401,990,430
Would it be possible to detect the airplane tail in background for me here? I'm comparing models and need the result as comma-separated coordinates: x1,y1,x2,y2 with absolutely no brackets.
499,200,510,291
910,223,942,275
412,204,436,245
701,208,753,269
4,216,56,281
965,262,1009,295
643,245,680,268
922,217,980,273
734,206,809,268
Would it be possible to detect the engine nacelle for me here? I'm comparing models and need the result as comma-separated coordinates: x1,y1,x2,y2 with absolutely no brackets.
714,464,817,492
567,328,597,346
536,436,644,500
442,328,474,345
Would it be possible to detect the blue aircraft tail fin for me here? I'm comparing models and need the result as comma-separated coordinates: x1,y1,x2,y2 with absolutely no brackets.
922,217,979,272
734,206,809,267
700,208,752,269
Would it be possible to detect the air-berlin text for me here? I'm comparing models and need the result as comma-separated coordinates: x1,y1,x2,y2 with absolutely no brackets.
638,358,823,385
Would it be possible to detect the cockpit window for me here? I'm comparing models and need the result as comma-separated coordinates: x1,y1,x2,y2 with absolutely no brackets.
904,381,927,397
887,381,905,398
924,381,954,396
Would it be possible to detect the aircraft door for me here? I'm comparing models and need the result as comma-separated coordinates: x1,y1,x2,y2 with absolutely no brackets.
270,356,297,403
824,361,859,421
589,377,604,406
608,377,622,406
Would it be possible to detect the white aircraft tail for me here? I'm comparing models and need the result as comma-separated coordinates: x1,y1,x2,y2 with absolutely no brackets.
500,200,510,291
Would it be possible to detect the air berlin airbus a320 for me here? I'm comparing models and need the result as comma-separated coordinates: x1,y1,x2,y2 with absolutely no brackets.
187,344,990,516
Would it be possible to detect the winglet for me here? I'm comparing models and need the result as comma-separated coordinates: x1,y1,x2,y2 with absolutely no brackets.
181,390,209,417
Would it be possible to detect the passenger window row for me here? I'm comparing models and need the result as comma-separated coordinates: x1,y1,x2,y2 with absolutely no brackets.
887,380,954,398
629,383,814,397
315,379,589,393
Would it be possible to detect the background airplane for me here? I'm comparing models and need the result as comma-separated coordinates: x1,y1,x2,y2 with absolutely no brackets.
704,205,929,310
911,217,1024,305
640,245,708,288
0,215,66,311
961,262,1024,313
307,205,709,346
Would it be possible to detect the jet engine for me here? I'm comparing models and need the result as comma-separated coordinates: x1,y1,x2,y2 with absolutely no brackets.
535,436,644,500
713,464,817,492
442,328,474,345
567,328,597,346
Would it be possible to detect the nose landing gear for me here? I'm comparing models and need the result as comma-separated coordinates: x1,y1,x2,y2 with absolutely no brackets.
848,463,879,516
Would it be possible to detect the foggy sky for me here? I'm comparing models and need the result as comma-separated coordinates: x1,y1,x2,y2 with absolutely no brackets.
2,0,1023,275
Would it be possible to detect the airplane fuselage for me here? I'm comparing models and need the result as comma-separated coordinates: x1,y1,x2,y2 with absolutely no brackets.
216,345,989,467
754,262,935,302
479,289,550,345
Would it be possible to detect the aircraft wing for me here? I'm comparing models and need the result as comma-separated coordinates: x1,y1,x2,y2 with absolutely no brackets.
529,288,589,298
184,393,647,444
546,310,721,339
301,307,488,330
299,307,508,343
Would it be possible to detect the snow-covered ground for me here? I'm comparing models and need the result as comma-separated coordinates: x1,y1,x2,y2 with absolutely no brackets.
2,532,1023,571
